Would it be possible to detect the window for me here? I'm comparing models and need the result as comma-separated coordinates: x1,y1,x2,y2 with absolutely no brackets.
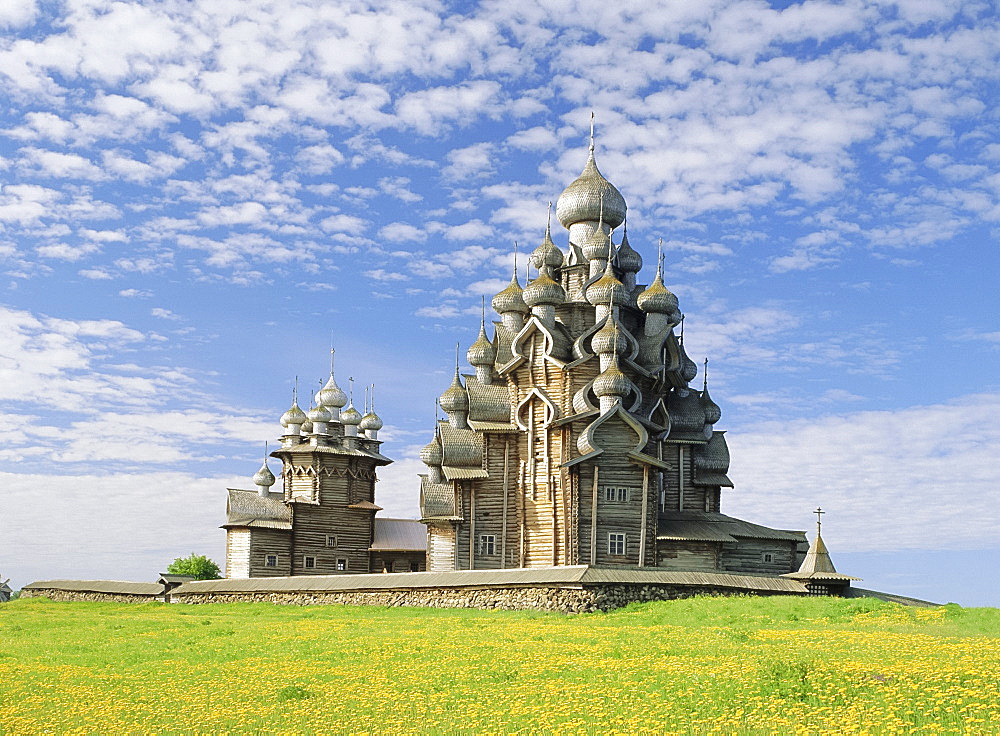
336,558,348,571
326,535,338,548
265,555,277,568
604,486,630,503
762,552,774,564
479,534,496,556
608,533,626,556
410,562,420,572
303,556,316,569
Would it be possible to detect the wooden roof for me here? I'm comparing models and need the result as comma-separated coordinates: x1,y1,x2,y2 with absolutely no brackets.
224,489,292,530
22,580,164,595
657,512,806,543
370,518,427,551
172,565,808,596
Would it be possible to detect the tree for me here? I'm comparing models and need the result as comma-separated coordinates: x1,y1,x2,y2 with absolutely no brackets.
167,553,222,580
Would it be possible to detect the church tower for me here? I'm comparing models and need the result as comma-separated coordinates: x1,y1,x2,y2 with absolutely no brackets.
223,348,394,577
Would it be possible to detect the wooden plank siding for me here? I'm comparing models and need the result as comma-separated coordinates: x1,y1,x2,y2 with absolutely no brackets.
427,523,456,571
248,528,293,577
719,539,798,575
657,541,719,571
283,452,379,575
511,331,575,569
226,529,250,578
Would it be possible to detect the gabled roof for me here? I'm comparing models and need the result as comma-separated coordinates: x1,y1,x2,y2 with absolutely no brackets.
371,518,427,551
657,512,807,543
224,489,292,530
158,574,195,585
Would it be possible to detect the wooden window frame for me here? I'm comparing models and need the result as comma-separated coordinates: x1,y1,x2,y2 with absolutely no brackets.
603,486,631,503
326,535,338,548
265,554,277,568
608,532,626,556
762,552,774,564
479,534,496,556
303,556,316,570
336,558,348,571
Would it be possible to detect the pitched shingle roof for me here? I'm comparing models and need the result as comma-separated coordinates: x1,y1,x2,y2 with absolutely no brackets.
371,518,427,551
224,489,292,530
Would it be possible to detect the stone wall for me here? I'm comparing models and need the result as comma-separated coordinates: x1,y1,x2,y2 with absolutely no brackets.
20,589,161,604
174,582,798,613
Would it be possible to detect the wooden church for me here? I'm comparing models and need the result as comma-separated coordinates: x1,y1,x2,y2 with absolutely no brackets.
222,359,427,578
418,124,808,573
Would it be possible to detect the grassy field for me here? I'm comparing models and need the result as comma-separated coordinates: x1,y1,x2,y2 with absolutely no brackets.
1,595,998,734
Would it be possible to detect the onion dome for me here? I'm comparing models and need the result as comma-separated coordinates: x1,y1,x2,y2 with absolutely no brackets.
592,316,628,356
317,375,347,409
439,368,469,414
467,322,496,367
491,272,529,315
531,208,564,275
701,387,721,425
340,402,361,426
308,403,332,424
420,433,443,466
594,358,629,399
252,460,276,488
679,341,697,383
637,261,679,316
523,271,566,307
317,349,348,408
580,225,613,263
555,138,626,230
359,410,383,432
586,257,625,307
280,399,307,429
616,226,642,274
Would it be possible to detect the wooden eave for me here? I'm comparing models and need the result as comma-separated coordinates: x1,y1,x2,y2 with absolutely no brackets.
347,501,383,511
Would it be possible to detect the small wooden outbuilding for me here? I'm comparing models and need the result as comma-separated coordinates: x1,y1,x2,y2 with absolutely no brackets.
782,508,860,596
158,574,195,602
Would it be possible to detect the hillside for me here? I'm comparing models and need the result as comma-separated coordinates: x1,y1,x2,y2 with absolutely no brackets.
1,596,997,733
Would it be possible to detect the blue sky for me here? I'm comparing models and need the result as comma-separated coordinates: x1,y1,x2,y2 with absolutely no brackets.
1,0,997,605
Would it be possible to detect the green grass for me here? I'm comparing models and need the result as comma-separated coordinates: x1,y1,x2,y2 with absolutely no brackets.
1,595,998,734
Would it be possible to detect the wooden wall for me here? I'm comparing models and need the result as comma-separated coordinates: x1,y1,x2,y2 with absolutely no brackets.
226,529,250,578
427,523,455,571
248,528,293,577
657,541,718,571
285,451,378,575
719,539,797,575
371,551,426,573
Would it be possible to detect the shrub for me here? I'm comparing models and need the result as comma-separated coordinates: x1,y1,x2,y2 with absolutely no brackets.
167,553,222,580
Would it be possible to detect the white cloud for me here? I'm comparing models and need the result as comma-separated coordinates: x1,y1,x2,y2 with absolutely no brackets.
19,148,104,180
396,81,503,135
151,307,181,321
728,394,1000,552
0,0,37,29
296,143,345,174
379,222,427,243
443,142,495,180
